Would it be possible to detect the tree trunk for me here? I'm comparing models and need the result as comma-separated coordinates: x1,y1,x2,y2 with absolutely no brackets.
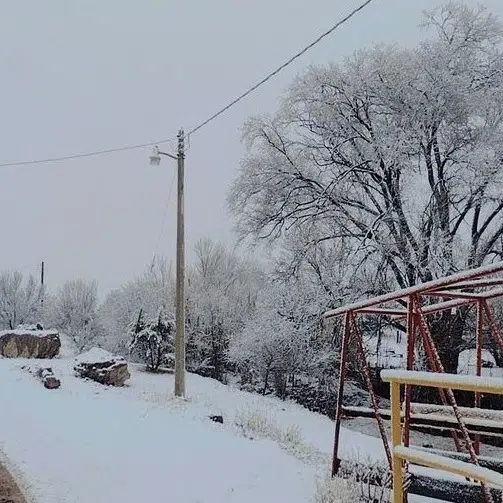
429,310,466,374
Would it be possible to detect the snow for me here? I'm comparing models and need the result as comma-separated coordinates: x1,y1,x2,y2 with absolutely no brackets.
0,357,388,503
0,329,59,338
74,347,123,364
56,333,78,358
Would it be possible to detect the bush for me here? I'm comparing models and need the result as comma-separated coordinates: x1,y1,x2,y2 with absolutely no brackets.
128,310,175,372
234,407,325,464
312,474,360,503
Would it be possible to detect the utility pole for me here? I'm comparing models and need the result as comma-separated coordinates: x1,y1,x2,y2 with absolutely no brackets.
149,130,186,398
40,261,45,310
174,130,185,397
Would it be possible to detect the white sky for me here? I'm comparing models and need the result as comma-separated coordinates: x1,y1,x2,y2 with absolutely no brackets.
1,0,502,296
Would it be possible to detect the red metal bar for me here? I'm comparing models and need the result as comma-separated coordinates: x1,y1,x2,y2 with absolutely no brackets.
413,300,492,503
412,299,462,453
324,262,503,319
481,300,503,354
434,277,503,290
350,312,393,469
421,291,488,300
356,307,407,316
332,312,352,476
403,296,416,447
475,300,483,455
392,298,476,321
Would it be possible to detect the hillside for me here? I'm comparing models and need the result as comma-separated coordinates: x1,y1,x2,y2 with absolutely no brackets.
0,354,388,503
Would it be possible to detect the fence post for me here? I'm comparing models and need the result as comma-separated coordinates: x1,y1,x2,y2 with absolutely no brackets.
391,381,403,503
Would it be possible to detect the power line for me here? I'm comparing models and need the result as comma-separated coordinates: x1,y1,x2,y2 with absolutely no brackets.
151,168,177,266
0,0,374,168
0,136,176,168
187,0,375,136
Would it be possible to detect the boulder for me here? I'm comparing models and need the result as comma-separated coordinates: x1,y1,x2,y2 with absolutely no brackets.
0,329,61,358
74,348,130,386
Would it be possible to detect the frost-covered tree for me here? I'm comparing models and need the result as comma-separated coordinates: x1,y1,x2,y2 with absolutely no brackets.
0,270,43,329
185,238,264,381
228,278,335,396
229,2,503,372
98,256,175,354
48,279,99,352
128,310,174,372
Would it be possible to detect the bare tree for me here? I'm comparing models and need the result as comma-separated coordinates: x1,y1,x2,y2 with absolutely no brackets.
229,3,503,372
48,279,99,352
186,238,264,381
0,270,43,329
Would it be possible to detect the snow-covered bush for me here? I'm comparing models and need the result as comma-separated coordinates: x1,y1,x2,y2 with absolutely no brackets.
98,256,175,355
234,407,323,464
312,475,360,503
339,460,391,503
128,310,175,372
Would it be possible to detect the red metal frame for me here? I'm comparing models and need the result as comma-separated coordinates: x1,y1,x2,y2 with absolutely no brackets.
327,262,503,488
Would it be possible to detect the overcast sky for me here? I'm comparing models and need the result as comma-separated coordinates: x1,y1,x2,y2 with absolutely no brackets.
1,0,502,297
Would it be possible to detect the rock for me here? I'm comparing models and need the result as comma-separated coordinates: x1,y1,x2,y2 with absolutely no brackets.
36,367,61,389
21,365,61,389
209,415,223,424
0,329,60,359
74,348,130,386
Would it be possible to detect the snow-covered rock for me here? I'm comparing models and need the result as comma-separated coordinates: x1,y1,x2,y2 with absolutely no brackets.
74,348,130,386
0,329,60,358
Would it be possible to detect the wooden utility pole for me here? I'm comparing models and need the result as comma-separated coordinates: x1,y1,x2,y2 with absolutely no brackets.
174,129,185,397
149,130,186,398
40,261,45,310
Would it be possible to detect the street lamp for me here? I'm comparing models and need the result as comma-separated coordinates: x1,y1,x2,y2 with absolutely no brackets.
149,130,186,398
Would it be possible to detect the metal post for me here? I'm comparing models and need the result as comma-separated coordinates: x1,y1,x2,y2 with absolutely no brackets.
332,312,351,476
475,300,483,454
403,296,415,447
391,381,403,503
174,129,186,398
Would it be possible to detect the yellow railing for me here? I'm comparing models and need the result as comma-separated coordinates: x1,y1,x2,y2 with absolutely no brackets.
380,370,503,503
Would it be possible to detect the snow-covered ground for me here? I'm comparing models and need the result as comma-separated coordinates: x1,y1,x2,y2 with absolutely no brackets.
0,355,388,503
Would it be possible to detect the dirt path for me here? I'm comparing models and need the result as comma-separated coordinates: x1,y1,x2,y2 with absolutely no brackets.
0,463,26,503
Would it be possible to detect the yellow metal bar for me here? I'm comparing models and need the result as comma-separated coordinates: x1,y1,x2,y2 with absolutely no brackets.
381,370,503,395
395,445,503,488
390,381,403,503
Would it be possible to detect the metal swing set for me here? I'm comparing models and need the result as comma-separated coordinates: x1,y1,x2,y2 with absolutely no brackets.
324,262,503,503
